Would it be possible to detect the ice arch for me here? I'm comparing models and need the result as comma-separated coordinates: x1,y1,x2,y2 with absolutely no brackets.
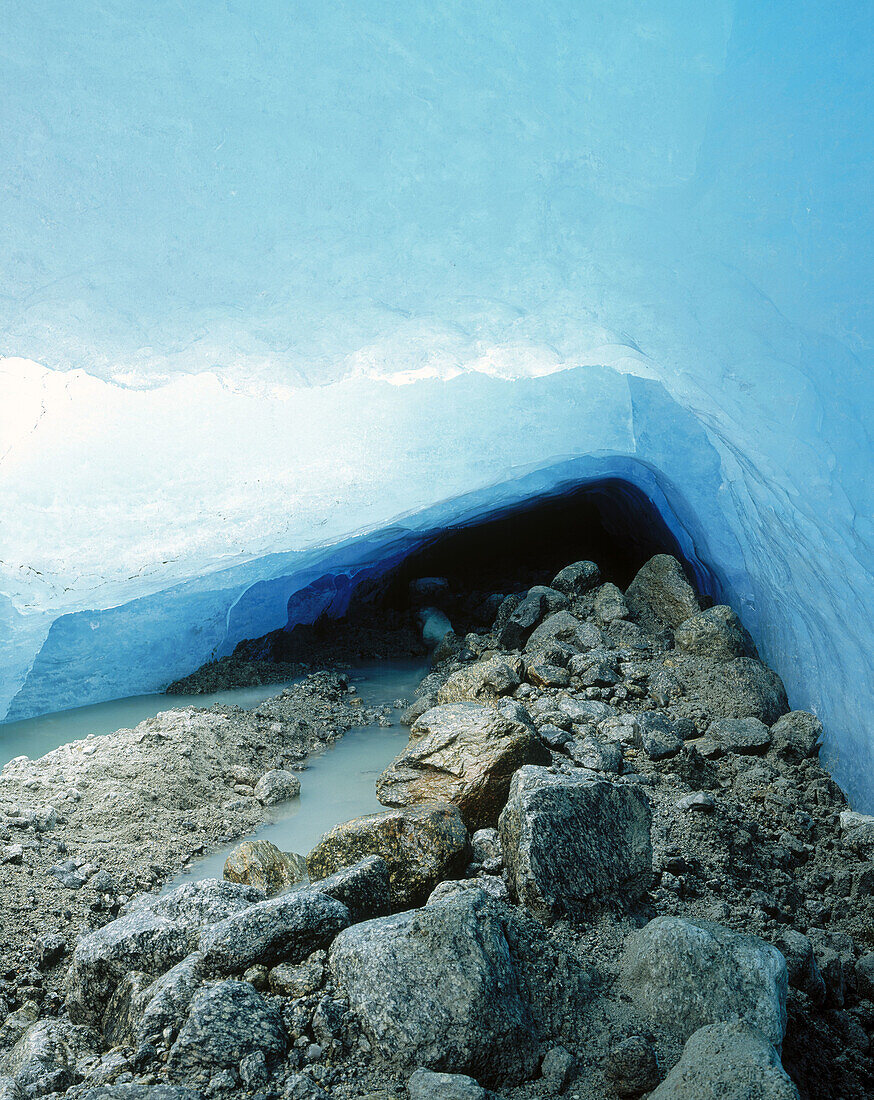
1,2,872,806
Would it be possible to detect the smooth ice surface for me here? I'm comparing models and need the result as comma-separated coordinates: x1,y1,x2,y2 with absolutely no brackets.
1,3,872,806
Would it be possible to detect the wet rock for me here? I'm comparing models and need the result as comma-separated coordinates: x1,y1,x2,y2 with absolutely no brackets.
166,980,286,1085
254,769,301,805
437,657,522,705
223,839,307,896
674,605,758,661
407,1068,491,1099
496,587,569,649
307,855,392,921
376,703,549,830
625,555,700,631
603,1035,660,1097
65,879,263,1023
620,916,788,1047
634,712,683,760
498,766,652,922
401,693,440,727
330,890,539,1086
769,711,823,762
647,1021,799,1099
2,1018,98,1099
198,889,349,974
708,717,772,754
269,950,325,997
307,802,470,909
594,583,629,624
551,560,601,597
540,1045,575,1092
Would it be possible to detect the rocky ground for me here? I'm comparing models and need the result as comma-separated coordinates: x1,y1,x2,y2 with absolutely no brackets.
0,553,872,1100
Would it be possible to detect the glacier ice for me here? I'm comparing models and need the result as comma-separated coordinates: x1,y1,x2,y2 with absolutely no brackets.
1,2,872,808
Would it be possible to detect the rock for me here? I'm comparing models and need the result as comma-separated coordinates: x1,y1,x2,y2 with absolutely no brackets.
223,840,307,896
307,802,470,909
35,933,66,970
376,703,549,830
166,980,286,1085
634,713,683,761
537,723,572,749
772,930,826,1005
647,1021,799,1099
283,1075,330,1099
569,651,620,686
2,1018,98,1100
768,711,822,762
540,1045,575,1092
855,953,874,1001
0,1078,18,1100
594,583,629,624
674,606,758,661
551,560,601,597
526,661,571,688
436,657,522,705
306,855,392,921
254,769,301,805
527,611,601,654
407,1068,491,1100
567,735,623,773
78,1088,200,1100
625,555,700,631
198,889,349,974
330,890,539,1086
496,587,569,649
675,791,715,813
239,1049,269,1088
708,717,772,754
401,693,440,726
470,828,502,867
668,656,789,725
498,766,652,922
269,950,325,997
65,879,264,1023
603,1035,660,1097
620,916,788,1047
124,952,205,1048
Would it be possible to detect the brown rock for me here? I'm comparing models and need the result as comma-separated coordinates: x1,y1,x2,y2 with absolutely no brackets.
223,840,307,896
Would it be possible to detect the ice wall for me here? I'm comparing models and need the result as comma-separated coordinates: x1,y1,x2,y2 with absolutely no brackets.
1,2,872,806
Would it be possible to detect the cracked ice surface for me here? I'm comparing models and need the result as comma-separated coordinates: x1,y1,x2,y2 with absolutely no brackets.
1,2,872,807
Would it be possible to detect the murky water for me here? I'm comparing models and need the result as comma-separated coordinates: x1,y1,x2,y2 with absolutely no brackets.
167,659,425,887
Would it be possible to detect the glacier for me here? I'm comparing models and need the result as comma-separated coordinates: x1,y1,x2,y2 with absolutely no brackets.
1,2,872,808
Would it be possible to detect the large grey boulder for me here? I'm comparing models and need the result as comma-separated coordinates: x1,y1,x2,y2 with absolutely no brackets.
708,717,772,755
103,952,205,1048
306,855,392,922
625,554,700,632
526,611,602,655
668,656,789,725
674,606,758,661
2,1019,98,1099
496,587,569,649
376,703,549,830
620,916,788,1048
307,802,470,909
633,713,683,760
329,890,539,1086
166,980,286,1085
65,879,263,1023
648,1021,799,1099
197,888,349,974
498,767,652,922
769,711,823,762
436,657,522,705
407,1068,492,1100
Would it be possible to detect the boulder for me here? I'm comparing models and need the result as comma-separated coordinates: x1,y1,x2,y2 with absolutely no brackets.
625,555,700,631
498,767,652,922
603,1035,660,1097
526,611,602,654
78,1089,200,1100
633,713,683,760
620,916,788,1047
166,981,286,1085
197,889,349,974
437,657,522,705
526,661,571,688
306,855,392,922
329,890,539,1086
674,606,758,661
769,711,823,762
664,656,789,725
593,583,629,624
223,840,307,896
550,560,601,597
407,1069,491,1100
376,703,549,830
708,717,772,754
105,952,205,1048
2,1019,98,1099
648,1021,799,1099
496,587,569,649
269,951,325,997
567,735,623,773
307,802,470,909
772,930,826,1004
65,879,263,1023
254,769,301,805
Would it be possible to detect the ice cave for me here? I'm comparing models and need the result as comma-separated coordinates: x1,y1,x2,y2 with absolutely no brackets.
1,1,873,810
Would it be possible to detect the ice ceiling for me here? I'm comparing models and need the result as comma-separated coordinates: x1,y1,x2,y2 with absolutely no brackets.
1,2,872,807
